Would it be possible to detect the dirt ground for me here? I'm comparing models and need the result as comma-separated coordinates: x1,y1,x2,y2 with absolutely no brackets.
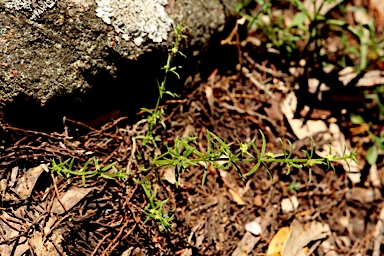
1,2,384,256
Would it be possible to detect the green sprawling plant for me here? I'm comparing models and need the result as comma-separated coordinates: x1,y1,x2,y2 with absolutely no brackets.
351,85,384,165
140,179,175,231
236,0,384,70
49,22,358,232
48,24,187,232
152,130,357,185
134,24,187,231
50,157,130,186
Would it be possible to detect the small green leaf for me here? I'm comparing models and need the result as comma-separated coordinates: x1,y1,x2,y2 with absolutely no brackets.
245,160,261,176
350,114,365,124
178,51,187,58
100,173,115,180
102,162,116,171
326,19,346,27
140,108,154,114
260,130,266,156
165,91,178,97
366,146,378,165
202,168,208,185
170,70,180,79
345,46,360,56
207,130,212,154
235,2,244,13
290,12,306,29
360,44,368,70
308,167,312,184
68,158,74,171
376,137,384,150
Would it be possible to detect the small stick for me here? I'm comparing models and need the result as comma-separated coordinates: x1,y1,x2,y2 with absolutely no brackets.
51,173,67,212
90,233,111,256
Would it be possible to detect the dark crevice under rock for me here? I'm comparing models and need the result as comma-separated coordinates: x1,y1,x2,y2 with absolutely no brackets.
1,27,241,132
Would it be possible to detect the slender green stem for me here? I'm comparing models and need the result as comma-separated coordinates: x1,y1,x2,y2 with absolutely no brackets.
142,25,186,146
148,55,171,133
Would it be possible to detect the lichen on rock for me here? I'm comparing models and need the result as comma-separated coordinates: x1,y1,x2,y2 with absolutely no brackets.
4,0,57,19
95,0,173,46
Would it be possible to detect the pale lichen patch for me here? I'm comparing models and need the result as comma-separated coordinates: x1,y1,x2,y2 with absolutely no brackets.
95,0,173,45
4,0,57,19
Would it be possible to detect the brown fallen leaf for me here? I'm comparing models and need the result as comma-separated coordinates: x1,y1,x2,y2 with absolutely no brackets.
281,92,329,140
51,187,93,214
346,187,382,203
232,229,261,256
205,85,215,116
0,210,30,255
370,0,384,32
29,231,62,256
267,227,290,256
303,0,343,18
163,167,177,185
282,219,331,256
264,93,283,122
228,188,245,205
9,166,19,188
12,164,47,200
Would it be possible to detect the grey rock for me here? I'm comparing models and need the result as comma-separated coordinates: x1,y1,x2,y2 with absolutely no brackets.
0,0,236,103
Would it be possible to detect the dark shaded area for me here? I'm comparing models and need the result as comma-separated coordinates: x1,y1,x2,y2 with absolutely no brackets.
1,22,242,133
2,50,166,132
